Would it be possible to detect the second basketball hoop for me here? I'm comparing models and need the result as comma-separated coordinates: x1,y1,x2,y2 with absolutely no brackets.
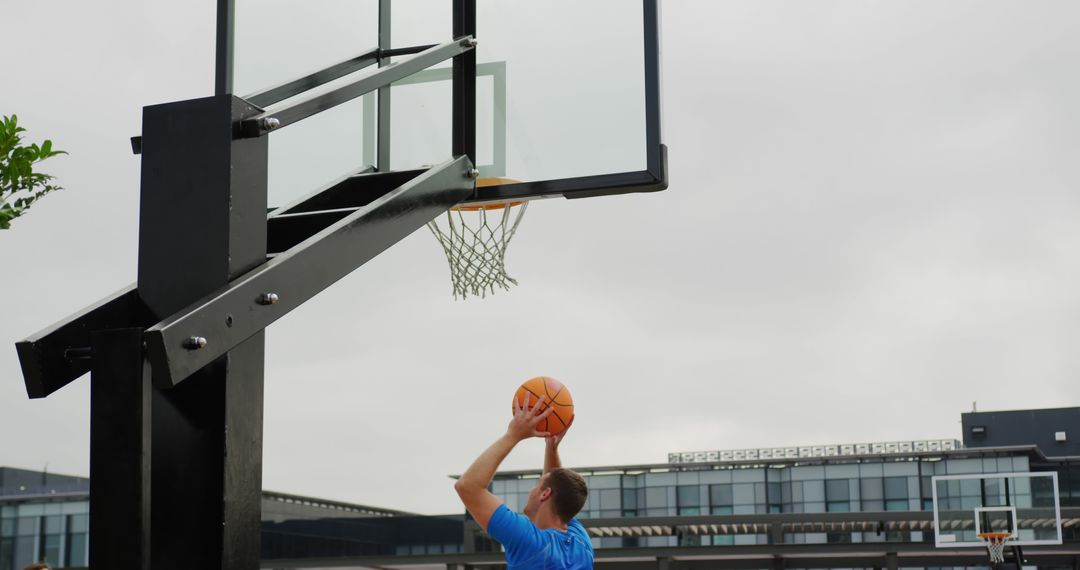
427,178,528,299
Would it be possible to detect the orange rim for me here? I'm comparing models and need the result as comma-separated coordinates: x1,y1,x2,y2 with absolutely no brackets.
451,177,524,211
978,532,1013,542
451,201,524,212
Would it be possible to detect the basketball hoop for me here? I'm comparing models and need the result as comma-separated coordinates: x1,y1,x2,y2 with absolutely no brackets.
978,532,1014,564
427,178,528,299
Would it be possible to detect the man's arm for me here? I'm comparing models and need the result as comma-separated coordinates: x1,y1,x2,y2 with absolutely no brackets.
543,415,572,474
455,393,552,529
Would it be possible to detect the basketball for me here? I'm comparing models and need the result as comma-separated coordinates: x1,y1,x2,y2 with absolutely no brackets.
512,376,575,435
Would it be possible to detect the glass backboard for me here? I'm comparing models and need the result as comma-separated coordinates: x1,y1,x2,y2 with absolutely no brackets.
227,0,666,209
931,472,1062,548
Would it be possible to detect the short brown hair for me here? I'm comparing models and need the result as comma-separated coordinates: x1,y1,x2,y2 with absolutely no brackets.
542,468,588,522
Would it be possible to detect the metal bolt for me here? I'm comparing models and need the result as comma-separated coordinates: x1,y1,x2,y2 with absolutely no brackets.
466,168,480,179
184,336,208,350
462,38,478,48
259,117,281,132
258,292,280,306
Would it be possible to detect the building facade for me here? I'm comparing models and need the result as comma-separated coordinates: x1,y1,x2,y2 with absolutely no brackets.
0,469,445,570
2,406,1077,568
488,443,1069,550
484,407,1080,552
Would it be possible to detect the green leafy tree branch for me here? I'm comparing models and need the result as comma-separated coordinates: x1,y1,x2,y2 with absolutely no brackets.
1,114,67,230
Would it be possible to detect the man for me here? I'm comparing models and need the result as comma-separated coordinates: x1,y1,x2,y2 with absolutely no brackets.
455,393,593,569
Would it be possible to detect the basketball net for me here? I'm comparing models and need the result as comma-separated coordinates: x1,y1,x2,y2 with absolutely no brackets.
427,180,528,299
979,532,1013,565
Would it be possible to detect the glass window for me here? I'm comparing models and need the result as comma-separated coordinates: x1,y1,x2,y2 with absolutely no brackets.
44,516,62,534
622,489,637,510
710,484,733,506
825,464,859,478
863,500,884,511
599,489,621,510
946,458,982,474
791,466,825,481
15,518,35,536
883,463,917,476
676,472,700,485
826,480,849,502
984,478,1007,506
861,478,883,500
827,502,850,512
677,485,700,507
700,470,733,484
733,483,755,505
14,537,34,570
1032,475,1058,508
16,505,43,518
590,475,621,489
711,505,733,515
645,473,677,486
645,487,668,508
43,534,61,568
885,499,908,511
0,519,12,537
860,463,884,477
66,532,86,566
68,514,88,533
803,481,825,502
827,532,852,544
767,482,782,510
732,469,765,483
826,479,850,512
884,477,908,500
1,537,13,570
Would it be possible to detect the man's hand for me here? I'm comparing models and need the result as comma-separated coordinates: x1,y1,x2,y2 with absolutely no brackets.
507,392,553,442
545,415,574,448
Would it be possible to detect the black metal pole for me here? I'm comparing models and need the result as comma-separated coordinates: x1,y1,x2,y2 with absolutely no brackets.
137,94,268,570
215,0,234,95
89,328,150,570
452,0,477,164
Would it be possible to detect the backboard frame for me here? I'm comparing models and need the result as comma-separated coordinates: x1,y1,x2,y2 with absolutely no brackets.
217,0,668,205
931,471,1062,548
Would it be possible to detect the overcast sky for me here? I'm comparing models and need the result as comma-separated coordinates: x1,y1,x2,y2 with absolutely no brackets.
3,0,1079,516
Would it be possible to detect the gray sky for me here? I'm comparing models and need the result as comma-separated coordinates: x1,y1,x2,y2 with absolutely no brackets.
3,0,1078,515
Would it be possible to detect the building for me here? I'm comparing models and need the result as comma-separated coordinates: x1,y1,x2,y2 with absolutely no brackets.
3,406,1078,569
0,469,458,570
470,406,1079,564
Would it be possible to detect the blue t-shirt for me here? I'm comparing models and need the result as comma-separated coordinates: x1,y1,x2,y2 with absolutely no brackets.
487,504,594,569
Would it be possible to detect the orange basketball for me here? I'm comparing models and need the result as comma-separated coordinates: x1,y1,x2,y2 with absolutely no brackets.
512,376,575,435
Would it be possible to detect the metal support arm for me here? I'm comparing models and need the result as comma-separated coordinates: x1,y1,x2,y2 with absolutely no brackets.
144,156,475,389
240,37,476,136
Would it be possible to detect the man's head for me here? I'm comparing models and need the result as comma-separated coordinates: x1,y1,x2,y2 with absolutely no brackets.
523,468,588,523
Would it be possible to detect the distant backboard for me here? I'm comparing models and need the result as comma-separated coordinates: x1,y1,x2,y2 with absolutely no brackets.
932,472,1062,548
227,0,666,208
